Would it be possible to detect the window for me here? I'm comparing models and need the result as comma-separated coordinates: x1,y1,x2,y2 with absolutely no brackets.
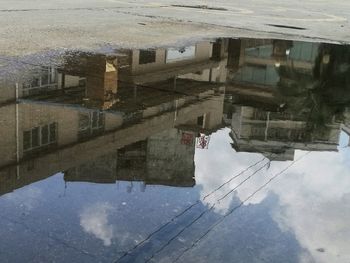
197,115,204,126
78,111,105,140
49,123,57,143
139,50,156,64
166,46,196,63
41,73,49,86
92,111,98,128
23,122,58,153
253,110,268,120
31,78,40,88
251,127,266,138
31,127,40,148
41,125,49,145
23,131,31,151
79,78,86,87
21,67,58,96
79,113,90,131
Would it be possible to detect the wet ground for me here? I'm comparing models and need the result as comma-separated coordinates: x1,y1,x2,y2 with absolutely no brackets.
1,0,350,56
0,37,350,263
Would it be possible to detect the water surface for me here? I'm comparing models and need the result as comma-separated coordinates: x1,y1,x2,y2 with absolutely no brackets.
0,38,349,263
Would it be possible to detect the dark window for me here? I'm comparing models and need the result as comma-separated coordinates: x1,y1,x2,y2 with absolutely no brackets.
98,112,104,127
49,68,56,83
78,111,104,141
139,50,156,65
41,72,49,86
41,125,49,145
23,123,57,153
79,78,86,87
23,131,31,150
79,113,90,131
31,77,40,87
92,111,98,128
31,127,40,148
197,115,204,126
49,123,57,143
22,83,31,89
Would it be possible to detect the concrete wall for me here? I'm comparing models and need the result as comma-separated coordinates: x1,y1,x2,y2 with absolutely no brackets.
146,128,195,185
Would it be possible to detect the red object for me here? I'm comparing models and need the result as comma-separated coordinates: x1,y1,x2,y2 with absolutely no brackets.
181,132,194,145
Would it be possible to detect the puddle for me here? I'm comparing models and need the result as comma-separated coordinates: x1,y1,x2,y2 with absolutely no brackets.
0,37,350,263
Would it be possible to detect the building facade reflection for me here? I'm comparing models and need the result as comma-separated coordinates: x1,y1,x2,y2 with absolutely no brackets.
0,40,227,195
226,38,350,161
0,37,350,196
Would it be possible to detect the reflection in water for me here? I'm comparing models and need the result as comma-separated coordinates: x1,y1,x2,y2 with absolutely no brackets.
196,129,350,263
0,38,350,263
80,202,115,246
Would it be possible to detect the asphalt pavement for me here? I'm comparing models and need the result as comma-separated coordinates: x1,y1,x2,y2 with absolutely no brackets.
0,0,349,55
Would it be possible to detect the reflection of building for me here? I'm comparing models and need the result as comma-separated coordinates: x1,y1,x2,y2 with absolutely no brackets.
0,54,118,110
0,87,224,195
2,37,348,195
64,152,118,184
119,40,228,84
230,105,341,161
0,101,122,167
226,39,319,105
342,108,350,143
63,131,196,190
225,39,343,161
0,45,225,196
61,54,118,109
64,128,198,189
116,128,196,188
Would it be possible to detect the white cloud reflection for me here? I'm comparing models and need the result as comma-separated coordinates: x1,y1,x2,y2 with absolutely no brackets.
80,202,115,246
195,128,350,263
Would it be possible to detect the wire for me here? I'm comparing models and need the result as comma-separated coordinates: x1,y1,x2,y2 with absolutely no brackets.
172,151,311,263
142,158,273,263
113,156,269,262
1,53,322,263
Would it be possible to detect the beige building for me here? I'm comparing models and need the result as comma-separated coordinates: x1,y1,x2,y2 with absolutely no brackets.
0,47,226,196
0,88,224,195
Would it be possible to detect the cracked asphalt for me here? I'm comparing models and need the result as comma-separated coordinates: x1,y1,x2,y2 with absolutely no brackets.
0,0,349,55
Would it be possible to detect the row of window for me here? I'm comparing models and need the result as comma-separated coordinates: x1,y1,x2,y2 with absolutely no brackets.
78,111,105,141
138,46,197,65
23,111,106,152
22,67,57,89
23,123,57,152
250,127,308,141
78,111,104,131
